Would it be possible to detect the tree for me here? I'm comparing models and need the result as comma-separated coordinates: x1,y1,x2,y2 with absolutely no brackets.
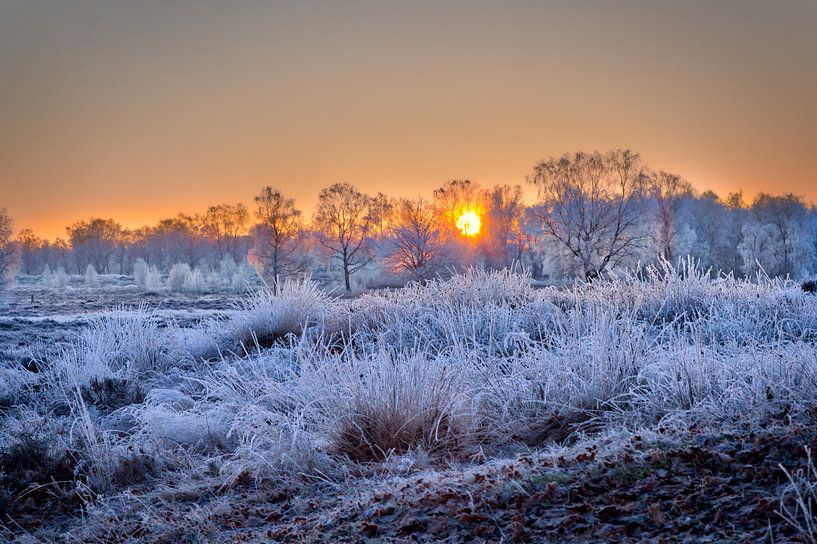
367,192,394,239
15,228,44,275
0,209,20,289
432,179,486,239
683,191,744,274
248,187,303,291
512,205,548,277
313,183,375,292
386,197,441,279
482,184,524,269
150,214,205,268
648,171,693,262
748,193,809,277
529,150,649,280
203,204,249,262
66,218,121,273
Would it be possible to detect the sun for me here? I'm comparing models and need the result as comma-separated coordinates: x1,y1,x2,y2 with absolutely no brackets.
456,210,481,237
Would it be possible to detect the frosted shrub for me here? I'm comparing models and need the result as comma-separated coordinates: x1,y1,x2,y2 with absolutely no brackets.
186,267,208,293
84,264,99,286
145,265,163,291
219,256,238,285
133,258,149,287
193,278,331,357
41,264,52,287
134,259,164,291
230,262,255,292
43,306,183,404
320,352,479,461
52,266,68,289
168,263,192,292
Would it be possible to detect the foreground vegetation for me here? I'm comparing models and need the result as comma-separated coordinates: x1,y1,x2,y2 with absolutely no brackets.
2,264,817,542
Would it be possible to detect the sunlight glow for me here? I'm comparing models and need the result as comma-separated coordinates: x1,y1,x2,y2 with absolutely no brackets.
456,210,481,237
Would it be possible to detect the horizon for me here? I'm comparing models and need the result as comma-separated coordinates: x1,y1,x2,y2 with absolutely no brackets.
2,0,816,240
7,170,816,243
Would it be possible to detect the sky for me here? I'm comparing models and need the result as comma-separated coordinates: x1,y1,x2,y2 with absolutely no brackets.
1,0,816,240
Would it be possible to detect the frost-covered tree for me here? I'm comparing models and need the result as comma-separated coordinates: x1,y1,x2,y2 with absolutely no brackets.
482,185,524,269
512,205,549,278
168,263,193,292
149,214,205,268
648,171,693,262
84,264,99,286
386,197,441,279
313,183,376,292
682,191,745,275
49,266,68,290
133,258,150,287
744,193,810,277
529,150,650,280
248,187,303,291
15,228,44,275
67,218,120,273
805,210,817,274
0,208,20,290
203,204,249,262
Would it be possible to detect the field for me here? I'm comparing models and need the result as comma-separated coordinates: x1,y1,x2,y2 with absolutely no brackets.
2,265,817,542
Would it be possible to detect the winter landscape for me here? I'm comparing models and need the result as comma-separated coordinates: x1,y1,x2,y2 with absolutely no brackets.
2,1,817,543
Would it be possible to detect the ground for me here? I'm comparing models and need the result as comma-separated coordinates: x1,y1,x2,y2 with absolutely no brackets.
0,275,243,366
1,269,816,542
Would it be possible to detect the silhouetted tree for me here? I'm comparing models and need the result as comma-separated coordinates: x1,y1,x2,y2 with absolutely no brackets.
248,187,303,291
483,184,524,269
433,179,486,239
203,204,249,262
386,197,441,279
313,183,375,292
67,218,121,273
15,228,43,275
648,171,693,262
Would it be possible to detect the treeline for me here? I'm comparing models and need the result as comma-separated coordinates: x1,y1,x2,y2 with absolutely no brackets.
2,149,817,292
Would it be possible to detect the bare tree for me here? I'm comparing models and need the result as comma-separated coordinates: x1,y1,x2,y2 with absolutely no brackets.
15,228,43,275
313,183,375,292
0,208,20,289
151,214,205,267
248,187,303,291
368,192,394,239
386,197,441,279
483,184,524,269
204,204,249,262
432,179,486,239
649,171,693,262
67,218,121,273
529,150,649,280
748,193,809,276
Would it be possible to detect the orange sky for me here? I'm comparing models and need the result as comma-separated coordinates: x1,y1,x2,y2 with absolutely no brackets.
1,0,816,240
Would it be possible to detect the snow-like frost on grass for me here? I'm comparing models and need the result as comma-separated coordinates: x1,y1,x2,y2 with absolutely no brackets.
3,265,817,538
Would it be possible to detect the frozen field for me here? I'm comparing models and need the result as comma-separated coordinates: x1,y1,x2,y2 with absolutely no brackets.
2,266,817,542
0,275,247,367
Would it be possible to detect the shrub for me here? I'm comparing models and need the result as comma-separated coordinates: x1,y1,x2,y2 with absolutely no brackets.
321,353,478,462
84,264,99,286
168,263,192,292
133,258,149,287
